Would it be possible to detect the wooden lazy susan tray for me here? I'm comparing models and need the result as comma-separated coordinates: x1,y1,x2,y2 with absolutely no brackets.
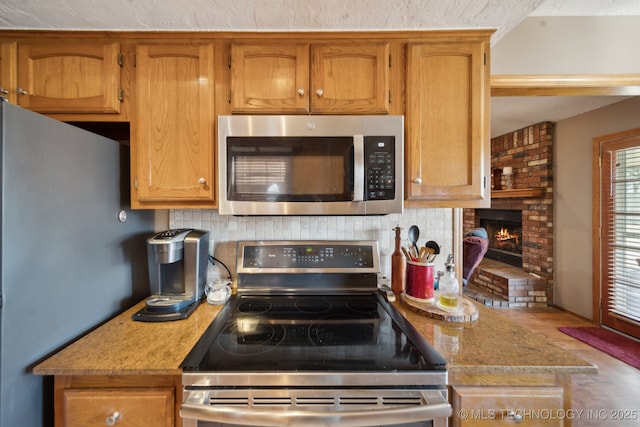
400,291,479,322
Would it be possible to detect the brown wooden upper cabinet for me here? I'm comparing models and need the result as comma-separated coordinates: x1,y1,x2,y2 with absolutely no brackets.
14,41,123,114
405,39,490,208
0,42,17,104
132,43,216,208
230,42,390,114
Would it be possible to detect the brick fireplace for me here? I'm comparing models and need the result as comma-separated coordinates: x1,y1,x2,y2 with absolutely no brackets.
463,122,554,307
479,208,523,267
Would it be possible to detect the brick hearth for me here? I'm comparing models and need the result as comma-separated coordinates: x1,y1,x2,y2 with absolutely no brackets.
463,121,554,307
464,259,548,308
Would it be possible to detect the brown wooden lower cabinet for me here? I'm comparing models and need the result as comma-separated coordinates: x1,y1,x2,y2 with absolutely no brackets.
452,385,565,427
54,375,181,427
52,373,573,427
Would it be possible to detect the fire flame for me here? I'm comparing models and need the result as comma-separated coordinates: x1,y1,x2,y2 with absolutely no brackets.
495,227,519,244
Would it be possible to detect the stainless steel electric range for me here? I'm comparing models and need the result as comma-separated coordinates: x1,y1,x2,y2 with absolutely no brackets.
180,240,451,427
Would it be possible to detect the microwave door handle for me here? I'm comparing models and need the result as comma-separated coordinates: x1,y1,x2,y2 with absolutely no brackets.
353,134,365,202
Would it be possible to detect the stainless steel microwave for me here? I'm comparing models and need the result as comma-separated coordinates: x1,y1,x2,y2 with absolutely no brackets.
217,115,404,215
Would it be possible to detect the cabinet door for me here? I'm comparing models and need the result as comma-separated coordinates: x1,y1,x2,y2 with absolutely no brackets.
311,43,389,114
16,41,122,114
231,43,309,113
452,386,564,427
64,388,173,427
406,41,490,207
133,43,215,206
0,42,17,104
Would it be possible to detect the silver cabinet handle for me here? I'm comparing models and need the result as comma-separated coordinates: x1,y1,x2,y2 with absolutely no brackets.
297,88,305,96
0,87,8,95
198,178,206,185
507,410,523,423
316,89,323,97
105,411,120,426
412,177,422,184
16,88,28,95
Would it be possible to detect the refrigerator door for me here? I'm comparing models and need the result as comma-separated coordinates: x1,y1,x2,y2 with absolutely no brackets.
0,102,154,427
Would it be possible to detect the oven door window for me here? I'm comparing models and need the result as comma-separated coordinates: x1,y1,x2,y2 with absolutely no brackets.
227,137,354,202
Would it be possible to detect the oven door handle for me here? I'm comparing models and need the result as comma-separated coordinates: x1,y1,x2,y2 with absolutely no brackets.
181,391,452,427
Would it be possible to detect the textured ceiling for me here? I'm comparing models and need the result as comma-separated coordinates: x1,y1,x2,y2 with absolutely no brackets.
531,0,640,16
2,0,638,41
0,0,545,43
1,0,639,137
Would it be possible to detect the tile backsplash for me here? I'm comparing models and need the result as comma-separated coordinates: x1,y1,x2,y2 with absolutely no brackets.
170,208,452,280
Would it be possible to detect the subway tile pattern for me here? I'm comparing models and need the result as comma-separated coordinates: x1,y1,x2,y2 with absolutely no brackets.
170,208,452,280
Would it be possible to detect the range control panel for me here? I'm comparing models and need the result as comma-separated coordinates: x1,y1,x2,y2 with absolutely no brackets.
239,241,378,270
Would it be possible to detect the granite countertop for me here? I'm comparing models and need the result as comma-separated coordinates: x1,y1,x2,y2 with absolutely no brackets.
34,297,596,377
393,300,596,376
34,301,223,376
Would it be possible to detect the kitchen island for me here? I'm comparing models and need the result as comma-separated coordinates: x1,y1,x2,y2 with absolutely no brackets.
35,297,595,426
397,303,596,426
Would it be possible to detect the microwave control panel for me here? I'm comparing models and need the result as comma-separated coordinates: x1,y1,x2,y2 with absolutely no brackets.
365,136,395,200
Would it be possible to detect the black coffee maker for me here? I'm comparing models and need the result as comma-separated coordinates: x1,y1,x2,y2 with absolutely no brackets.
133,229,209,322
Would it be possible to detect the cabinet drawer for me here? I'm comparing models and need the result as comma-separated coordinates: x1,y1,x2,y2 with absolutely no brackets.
452,386,564,427
63,388,173,427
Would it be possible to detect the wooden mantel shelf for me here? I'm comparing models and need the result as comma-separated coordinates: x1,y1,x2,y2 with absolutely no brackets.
492,188,545,199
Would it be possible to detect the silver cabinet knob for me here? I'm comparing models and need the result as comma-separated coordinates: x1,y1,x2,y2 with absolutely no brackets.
16,88,28,95
297,88,305,96
198,177,206,185
105,411,120,426
412,177,422,184
0,87,8,95
507,411,523,424
316,89,323,97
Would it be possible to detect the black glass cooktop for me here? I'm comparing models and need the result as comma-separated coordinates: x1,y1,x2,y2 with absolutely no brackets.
181,293,447,372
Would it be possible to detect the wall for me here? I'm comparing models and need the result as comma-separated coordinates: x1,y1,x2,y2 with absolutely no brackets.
492,16,640,74
170,208,453,280
555,96,640,319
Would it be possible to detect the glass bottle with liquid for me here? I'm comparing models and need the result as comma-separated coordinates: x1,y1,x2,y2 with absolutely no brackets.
438,254,460,311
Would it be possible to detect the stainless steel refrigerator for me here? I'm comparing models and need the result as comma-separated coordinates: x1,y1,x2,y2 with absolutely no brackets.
0,101,154,427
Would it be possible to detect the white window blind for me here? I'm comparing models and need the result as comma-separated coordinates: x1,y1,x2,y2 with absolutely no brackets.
607,146,640,322
234,156,287,193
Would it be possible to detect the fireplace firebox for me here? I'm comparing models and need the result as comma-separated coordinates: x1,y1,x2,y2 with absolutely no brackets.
478,209,523,268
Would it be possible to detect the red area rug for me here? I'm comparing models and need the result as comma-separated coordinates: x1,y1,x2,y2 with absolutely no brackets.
559,327,640,370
